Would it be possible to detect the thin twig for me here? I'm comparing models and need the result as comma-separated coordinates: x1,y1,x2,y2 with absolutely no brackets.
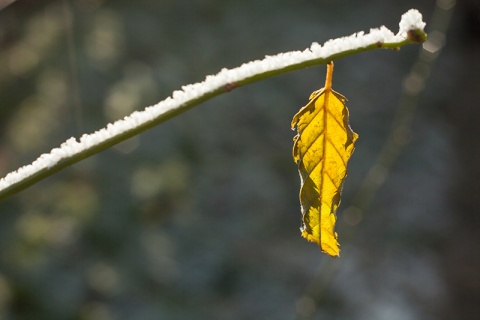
0,10,427,201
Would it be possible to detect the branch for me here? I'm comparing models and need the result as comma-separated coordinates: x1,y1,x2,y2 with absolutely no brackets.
0,9,427,201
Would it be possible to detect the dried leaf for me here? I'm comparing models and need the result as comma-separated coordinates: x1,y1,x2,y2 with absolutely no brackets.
292,62,358,257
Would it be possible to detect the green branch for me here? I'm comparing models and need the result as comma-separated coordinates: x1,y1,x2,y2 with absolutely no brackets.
0,19,426,201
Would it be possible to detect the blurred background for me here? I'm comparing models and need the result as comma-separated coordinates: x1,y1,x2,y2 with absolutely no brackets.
0,0,479,319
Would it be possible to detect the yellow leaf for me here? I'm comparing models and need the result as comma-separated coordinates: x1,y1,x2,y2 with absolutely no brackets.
291,62,358,257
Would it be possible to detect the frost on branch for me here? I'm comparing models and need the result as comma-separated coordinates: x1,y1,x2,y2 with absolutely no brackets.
399,9,427,36
0,9,426,196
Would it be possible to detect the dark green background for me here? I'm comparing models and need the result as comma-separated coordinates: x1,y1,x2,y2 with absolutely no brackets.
0,0,478,319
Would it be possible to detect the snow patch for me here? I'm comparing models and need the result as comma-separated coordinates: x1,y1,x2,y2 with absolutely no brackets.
399,9,427,37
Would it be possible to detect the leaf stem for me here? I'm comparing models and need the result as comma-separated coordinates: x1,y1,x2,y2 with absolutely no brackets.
325,61,333,91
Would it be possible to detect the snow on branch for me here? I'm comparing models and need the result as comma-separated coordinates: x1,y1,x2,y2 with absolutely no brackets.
0,9,427,200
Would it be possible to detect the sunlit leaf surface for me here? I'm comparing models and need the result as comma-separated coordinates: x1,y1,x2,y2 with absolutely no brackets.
292,62,358,256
